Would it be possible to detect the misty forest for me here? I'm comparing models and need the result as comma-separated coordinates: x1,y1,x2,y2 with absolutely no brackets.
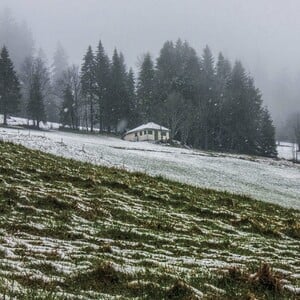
0,9,280,157
0,4,299,300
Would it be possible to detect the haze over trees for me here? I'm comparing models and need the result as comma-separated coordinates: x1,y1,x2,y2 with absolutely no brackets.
0,38,278,157
0,8,34,70
0,8,277,157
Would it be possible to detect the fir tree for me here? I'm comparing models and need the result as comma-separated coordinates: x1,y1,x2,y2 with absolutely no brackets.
223,61,248,152
215,53,232,149
126,68,137,128
156,41,177,106
110,49,129,131
199,45,216,149
81,46,97,132
95,41,111,132
136,53,155,122
257,107,277,157
0,46,21,125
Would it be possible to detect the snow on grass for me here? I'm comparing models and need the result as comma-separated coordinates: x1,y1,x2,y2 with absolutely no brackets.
277,141,300,161
0,141,299,299
0,127,299,209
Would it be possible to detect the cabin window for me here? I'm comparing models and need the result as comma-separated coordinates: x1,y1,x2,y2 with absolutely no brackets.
162,132,167,136
135,133,138,137
148,130,153,135
144,130,147,135
140,131,143,136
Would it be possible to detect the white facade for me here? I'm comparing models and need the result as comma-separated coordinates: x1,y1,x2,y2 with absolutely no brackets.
123,122,170,142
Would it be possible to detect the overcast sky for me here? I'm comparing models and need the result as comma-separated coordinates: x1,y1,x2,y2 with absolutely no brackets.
1,0,300,124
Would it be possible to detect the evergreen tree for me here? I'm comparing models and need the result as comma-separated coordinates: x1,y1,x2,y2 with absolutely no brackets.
199,45,217,149
216,53,232,149
110,49,129,131
0,46,21,125
27,72,46,128
81,46,97,132
155,41,177,122
223,61,266,155
257,107,277,157
136,53,155,122
223,61,248,152
126,68,137,128
95,41,111,132
20,53,52,124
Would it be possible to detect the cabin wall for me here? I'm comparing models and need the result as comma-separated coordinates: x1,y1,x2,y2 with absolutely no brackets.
124,129,170,142
123,132,137,142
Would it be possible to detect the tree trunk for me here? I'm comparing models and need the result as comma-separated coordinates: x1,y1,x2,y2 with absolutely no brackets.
90,100,94,133
3,112,7,126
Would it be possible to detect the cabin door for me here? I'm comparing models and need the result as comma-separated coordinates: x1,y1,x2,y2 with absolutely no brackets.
154,130,158,141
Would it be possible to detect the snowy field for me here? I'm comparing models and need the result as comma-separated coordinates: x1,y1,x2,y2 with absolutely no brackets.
0,125,299,210
277,141,300,162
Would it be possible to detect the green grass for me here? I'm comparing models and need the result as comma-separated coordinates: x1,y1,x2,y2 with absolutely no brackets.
0,141,299,299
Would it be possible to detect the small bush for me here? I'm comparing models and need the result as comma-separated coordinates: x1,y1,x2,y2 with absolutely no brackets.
251,263,282,293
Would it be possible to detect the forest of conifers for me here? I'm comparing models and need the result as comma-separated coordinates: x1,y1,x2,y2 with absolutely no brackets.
0,33,277,157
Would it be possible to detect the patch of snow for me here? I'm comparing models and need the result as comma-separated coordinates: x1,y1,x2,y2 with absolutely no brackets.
0,126,299,209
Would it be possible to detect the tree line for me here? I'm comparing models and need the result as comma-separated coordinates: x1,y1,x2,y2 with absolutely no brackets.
0,38,277,157
76,39,277,157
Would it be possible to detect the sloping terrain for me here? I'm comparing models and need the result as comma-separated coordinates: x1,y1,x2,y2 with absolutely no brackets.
1,127,300,210
0,141,299,299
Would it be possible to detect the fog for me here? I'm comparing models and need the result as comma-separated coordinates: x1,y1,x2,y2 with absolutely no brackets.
1,0,300,126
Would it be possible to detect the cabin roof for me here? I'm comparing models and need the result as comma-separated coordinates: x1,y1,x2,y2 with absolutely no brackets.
126,122,170,134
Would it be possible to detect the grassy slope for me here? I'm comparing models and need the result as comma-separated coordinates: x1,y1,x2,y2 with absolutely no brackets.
0,141,299,299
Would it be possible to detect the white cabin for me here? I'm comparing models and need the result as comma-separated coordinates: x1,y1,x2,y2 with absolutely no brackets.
123,122,170,142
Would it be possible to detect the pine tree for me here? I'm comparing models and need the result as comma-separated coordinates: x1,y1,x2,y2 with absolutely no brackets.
216,53,232,149
257,107,277,157
110,49,129,131
81,46,97,132
27,72,46,128
95,41,111,132
0,46,21,125
223,61,267,155
126,68,137,128
136,53,155,122
199,45,216,149
156,41,177,117
223,61,248,152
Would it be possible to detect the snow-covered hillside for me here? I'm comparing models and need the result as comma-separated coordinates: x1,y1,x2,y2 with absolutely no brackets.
0,126,299,209
277,142,299,162
0,115,60,130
